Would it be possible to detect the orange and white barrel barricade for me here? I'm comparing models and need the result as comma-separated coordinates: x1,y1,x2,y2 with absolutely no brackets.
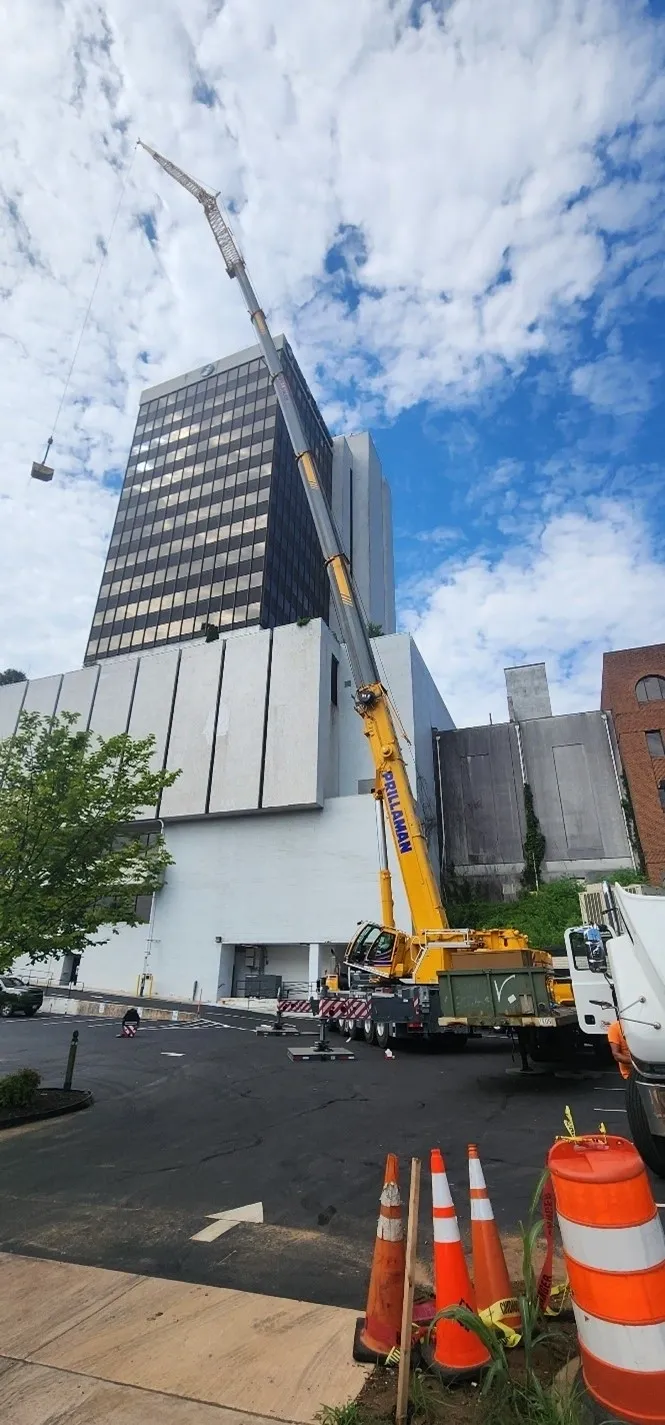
548,1134,665,1425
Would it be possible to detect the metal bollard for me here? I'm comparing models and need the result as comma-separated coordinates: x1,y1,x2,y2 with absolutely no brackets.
63,1029,79,1091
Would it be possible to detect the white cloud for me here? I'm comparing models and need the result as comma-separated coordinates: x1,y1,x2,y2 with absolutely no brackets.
0,0,664,674
413,526,465,546
571,353,660,414
402,502,665,727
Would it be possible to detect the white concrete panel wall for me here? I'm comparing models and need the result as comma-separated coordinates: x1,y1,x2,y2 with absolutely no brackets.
262,621,328,809
209,628,270,813
408,639,454,867
148,797,409,961
75,923,147,997
329,432,396,636
335,631,453,811
88,658,138,739
331,436,352,562
21,674,63,717
55,666,100,727
95,918,221,1003
367,440,387,633
371,634,418,793
381,479,396,633
161,641,223,817
127,648,180,816
329,436,353,648
344,432,396,635
336,641,376,796
345,433,372,630
0,680,27,739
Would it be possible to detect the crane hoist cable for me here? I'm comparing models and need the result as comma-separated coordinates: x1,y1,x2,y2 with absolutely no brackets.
31,143,137,484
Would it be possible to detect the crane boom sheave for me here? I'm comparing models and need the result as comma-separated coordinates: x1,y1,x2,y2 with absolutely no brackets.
140,141,448,938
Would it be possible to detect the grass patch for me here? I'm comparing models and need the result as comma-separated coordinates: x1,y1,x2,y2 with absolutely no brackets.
316,1405,368,1425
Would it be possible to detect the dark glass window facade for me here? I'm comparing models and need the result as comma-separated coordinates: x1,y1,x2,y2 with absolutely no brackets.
84,340,332,663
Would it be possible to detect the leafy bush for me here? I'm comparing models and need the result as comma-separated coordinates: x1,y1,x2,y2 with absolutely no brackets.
0,1067,41,1114
522,783,547,891
446,871,644,947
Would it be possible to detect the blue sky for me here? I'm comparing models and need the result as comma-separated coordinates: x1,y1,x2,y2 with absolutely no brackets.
1,0,664,724
380,308,665,586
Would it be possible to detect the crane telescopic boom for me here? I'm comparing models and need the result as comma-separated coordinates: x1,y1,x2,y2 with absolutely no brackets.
139,141,448,938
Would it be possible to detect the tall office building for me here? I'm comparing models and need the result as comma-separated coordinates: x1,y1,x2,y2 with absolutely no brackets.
85,337,395,664
85,336,333,663
332,432,395,637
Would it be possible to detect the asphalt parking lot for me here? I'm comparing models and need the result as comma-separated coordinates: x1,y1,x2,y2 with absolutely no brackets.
0,1010,632,1308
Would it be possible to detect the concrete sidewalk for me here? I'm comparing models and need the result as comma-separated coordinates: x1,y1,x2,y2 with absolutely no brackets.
0,1254,369,1425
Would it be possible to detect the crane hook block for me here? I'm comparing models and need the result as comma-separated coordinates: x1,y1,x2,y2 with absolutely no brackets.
31,461,54,483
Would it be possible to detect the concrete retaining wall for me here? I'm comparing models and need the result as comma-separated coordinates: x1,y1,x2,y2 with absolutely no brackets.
41,997,197,1023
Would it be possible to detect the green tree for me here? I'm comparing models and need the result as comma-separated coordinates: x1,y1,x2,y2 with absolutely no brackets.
0,669,27,685
0,711,179,972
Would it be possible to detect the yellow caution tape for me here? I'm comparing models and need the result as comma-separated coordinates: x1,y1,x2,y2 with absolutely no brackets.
543,1281,573,1318
479,1298,522,1349
563,1104,577,1138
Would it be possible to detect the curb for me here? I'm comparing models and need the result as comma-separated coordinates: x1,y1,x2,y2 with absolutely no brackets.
0,1088,94,1132
41,996,199,1025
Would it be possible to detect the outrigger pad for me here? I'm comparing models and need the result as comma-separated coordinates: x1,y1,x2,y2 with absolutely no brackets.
287,1045,355,1062
255,1024,301,1037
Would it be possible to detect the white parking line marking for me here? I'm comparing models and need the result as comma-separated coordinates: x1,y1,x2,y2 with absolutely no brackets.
161,1052,184,1057
9,1014,253,1033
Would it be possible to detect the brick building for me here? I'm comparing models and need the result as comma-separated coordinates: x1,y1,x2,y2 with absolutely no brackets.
601,644,665,885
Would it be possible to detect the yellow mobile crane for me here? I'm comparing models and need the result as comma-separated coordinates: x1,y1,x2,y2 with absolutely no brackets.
140,144,540,1048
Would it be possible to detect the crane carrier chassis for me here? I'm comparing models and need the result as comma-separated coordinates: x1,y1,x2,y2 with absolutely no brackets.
278,967,581,1061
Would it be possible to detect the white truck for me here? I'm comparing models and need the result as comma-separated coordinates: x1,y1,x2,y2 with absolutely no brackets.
567,881,665,1177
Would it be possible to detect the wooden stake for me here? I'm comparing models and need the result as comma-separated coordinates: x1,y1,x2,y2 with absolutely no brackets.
396,1157,421,1425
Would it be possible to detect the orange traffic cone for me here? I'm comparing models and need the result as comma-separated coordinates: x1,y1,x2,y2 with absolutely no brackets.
422,1149,490,1382
353,1153,405,1363
469,1144,521,1332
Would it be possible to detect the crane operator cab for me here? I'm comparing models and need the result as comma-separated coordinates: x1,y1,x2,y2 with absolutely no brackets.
345,923,411,980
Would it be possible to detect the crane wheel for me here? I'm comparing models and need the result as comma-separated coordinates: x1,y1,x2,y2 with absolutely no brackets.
375,1022,389,1049
363,1020,376,1045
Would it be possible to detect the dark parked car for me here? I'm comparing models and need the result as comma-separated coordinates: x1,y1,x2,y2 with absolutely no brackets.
0,976,43,1018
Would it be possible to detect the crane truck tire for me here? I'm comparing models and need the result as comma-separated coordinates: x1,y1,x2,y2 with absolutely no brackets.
626,1074,665,1178
363,1021,377,1045
340,1019,362,1040
375,1023,390,1049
